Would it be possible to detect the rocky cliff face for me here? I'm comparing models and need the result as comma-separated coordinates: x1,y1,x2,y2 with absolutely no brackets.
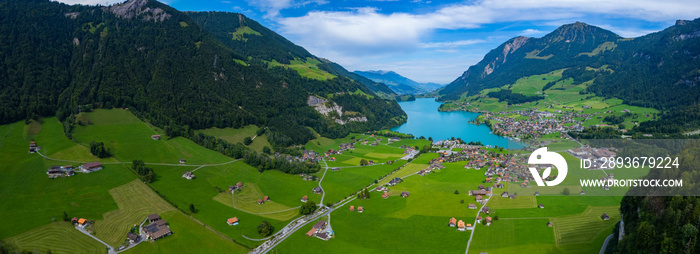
107,0,171,22
307,96,368,125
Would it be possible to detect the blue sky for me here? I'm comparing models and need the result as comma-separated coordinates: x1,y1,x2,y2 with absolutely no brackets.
57,0,700,84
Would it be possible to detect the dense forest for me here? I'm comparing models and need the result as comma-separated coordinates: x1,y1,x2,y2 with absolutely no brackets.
606,141,700,253
185,11,396,96
0,0,405,148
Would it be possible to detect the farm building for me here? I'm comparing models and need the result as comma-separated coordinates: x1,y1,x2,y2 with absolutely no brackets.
468,204,477,209
257,199,264,204
457,220,466,231
264,196,269,202
601,213,610,220
78,218,88,227
151,135,161,140
539,204,544,209
401,191,410,198
448,217,457,227
127,232,139,244
483,207,490,214
547,221,553,227
301,196,308,202
227,217,239,226
485,217,492,226
179,159,186,164
79,162,102,173
142,220,172,240
148,214,161,223
182,171,195,180
349,205,355,211
313,186,323,194
382,192,389,199
358,207,363,213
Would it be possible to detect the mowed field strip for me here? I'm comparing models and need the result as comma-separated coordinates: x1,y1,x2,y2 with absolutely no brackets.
5,222,105,254
552,206,620,245
94,180,176,248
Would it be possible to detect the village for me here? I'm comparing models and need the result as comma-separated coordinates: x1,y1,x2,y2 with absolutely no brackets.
478,109,589,139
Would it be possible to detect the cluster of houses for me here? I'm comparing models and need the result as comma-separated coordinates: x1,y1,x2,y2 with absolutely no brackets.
349,205,364,213
305,220,332,241
257,196,270,204
47,165,75,178
142,214,172,241
448,217,474,231
46,162,103,178
418,161,445,176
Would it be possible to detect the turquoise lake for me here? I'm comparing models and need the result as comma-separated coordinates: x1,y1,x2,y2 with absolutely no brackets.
391,98,525,149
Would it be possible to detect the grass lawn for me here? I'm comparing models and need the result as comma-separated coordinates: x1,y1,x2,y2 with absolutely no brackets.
274,196,471,254
5,222,106,254
196,125,272,153
94,180,176,248
213,182,299,221
125,211,248,254
72,109,231,165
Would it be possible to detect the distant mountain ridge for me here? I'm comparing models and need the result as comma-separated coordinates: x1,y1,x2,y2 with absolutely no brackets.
354,70,443,94
438,20,700,111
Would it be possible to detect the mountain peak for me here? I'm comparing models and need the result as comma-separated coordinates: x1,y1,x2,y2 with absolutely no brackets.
107,0,172,21
543,21,620,43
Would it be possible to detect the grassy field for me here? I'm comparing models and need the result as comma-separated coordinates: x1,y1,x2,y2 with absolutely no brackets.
275,160,488,253
126,211,248,254
0,119,136,240
5,222,107,254
94,180,176,248
72,109,231,165
196,125,272,153
213,182,299,221
552,206,619,245
268,57,336,80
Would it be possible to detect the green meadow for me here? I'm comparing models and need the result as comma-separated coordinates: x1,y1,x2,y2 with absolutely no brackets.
196,125,273,153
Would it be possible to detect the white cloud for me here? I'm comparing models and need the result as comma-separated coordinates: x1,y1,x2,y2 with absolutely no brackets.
274,0,700,82
246,0,327,18
519,29,545,36
419,39,486,49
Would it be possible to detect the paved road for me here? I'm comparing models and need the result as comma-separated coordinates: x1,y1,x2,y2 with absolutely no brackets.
75,226,116,254
36,150,240,168
465,196,492,254
600,234,613,254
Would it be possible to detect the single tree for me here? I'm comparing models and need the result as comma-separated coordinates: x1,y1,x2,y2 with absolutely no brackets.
257,221,274,237
244,137,253,145
562,187,571,196
360,159,368,166
62,211,69,222
454,190,460,195
189,204,195,214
